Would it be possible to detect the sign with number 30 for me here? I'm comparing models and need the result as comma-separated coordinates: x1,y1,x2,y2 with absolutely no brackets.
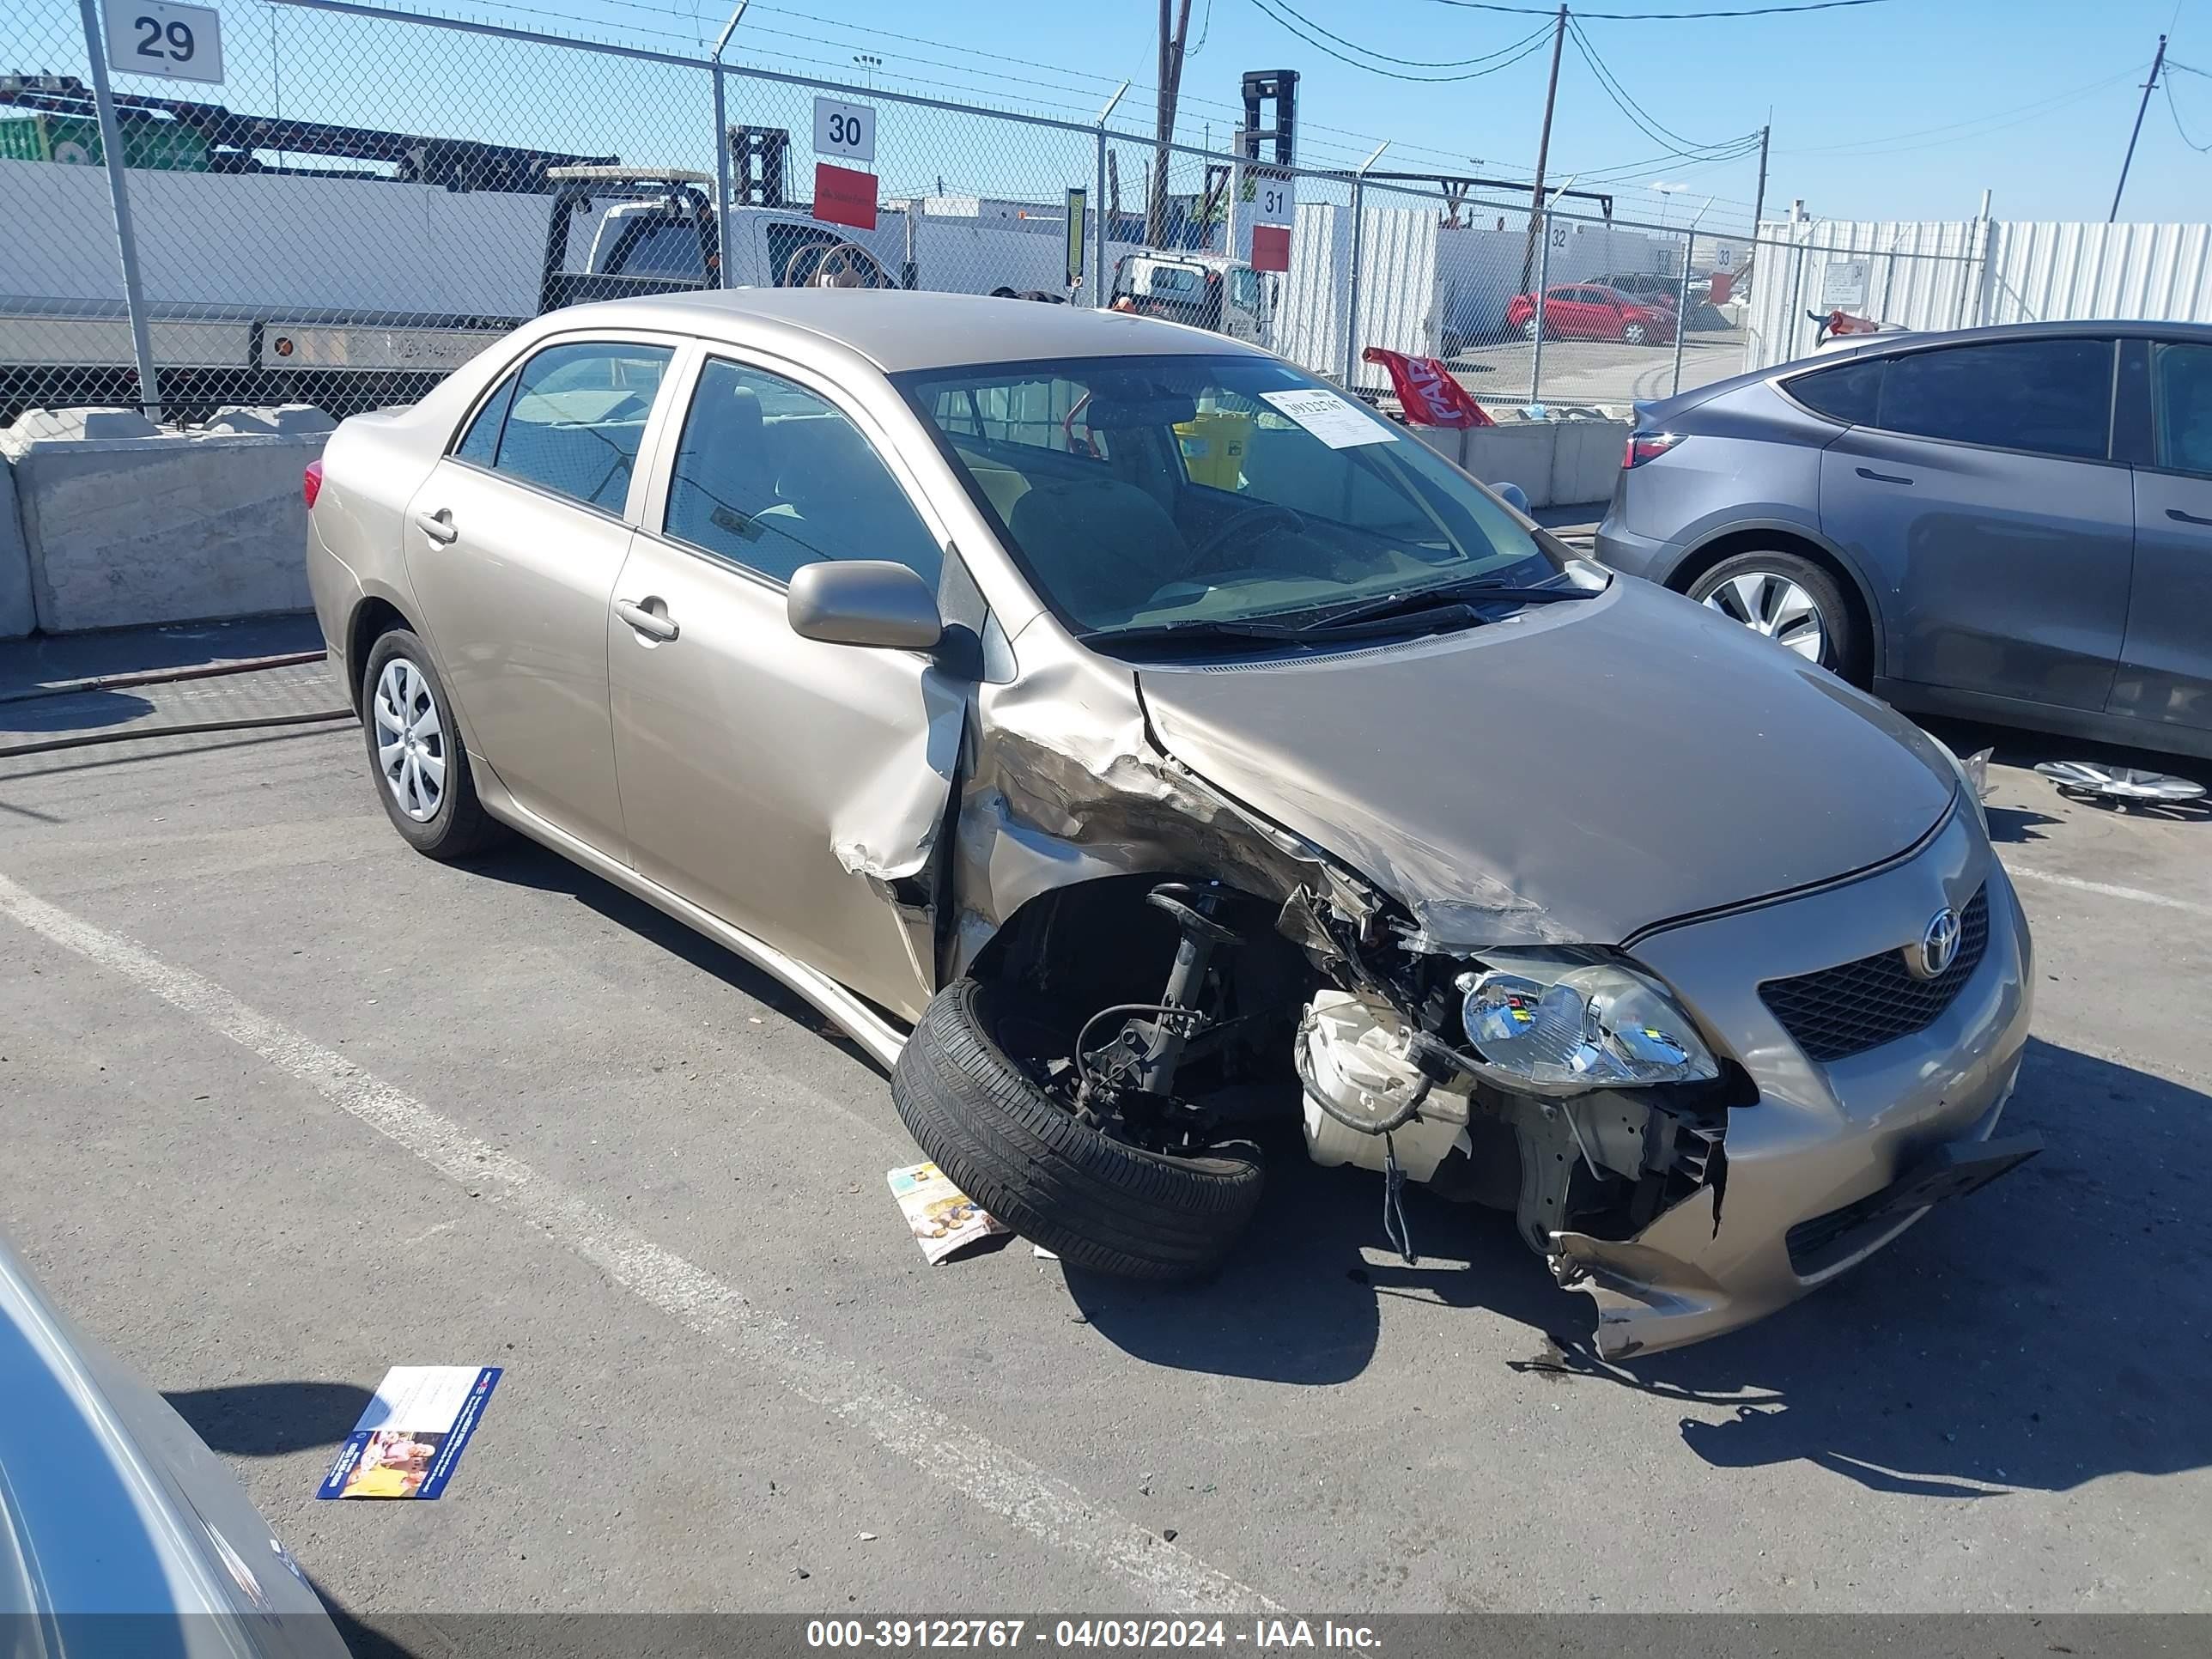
105,0,225,86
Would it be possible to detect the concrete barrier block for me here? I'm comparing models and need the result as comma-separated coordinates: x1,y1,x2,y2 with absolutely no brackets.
1460,421,1559,508
9,426,329,633
204,404,340,437
1408,423,1466,468
0,457,31,639
1549,418,1630,507
1,407,162,447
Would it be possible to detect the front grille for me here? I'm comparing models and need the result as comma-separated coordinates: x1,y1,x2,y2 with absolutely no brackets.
1759,886,1990,1064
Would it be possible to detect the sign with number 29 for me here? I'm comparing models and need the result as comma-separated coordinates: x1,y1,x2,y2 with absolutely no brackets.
105,0,225,86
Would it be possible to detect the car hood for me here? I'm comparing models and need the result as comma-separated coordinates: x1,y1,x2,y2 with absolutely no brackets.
1138,575,1959,950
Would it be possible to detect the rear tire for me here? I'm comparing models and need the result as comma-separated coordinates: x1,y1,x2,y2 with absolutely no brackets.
1623,320,1650,345
890,979,1266,1280
1686,551,1868,684
360,629,508,860
1520,316,1541,341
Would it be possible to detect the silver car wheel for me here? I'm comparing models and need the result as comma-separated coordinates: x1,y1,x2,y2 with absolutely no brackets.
373,657,447,823
1703,571,1828,662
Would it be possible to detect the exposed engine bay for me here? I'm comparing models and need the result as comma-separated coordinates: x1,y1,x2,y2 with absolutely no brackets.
974,866,1739,1285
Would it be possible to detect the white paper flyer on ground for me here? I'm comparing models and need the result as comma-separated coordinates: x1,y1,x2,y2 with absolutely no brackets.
1259,387,1398,448
317,1365,501,1499
888,1161,1009,1263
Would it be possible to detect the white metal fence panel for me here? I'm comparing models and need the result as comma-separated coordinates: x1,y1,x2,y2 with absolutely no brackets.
1746,217,2212,373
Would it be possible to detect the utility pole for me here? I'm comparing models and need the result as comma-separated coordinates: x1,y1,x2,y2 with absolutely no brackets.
1749,121,1771,234
1148,0,1194,246
2110,35,2167,222
1520,4,1569,293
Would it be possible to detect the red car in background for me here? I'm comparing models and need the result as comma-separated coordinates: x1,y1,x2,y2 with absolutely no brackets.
1505,283,1676,345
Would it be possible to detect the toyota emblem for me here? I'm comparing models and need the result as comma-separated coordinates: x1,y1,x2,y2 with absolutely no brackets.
1907,907,1962,980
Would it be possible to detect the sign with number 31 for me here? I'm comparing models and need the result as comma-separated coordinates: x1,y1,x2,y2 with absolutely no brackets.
105,0,225,87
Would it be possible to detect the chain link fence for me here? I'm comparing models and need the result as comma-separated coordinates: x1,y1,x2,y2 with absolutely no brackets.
1741,226,1989,373
4,0,1755,428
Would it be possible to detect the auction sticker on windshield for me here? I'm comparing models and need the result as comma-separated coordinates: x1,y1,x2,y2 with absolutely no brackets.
1259,388,1398,450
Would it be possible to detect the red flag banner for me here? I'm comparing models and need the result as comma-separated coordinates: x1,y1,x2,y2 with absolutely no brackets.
813,162,878,231
1359,348,1495,428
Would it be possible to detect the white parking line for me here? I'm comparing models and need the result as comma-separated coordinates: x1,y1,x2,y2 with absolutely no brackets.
0,871,1280,1615
2005,865,2212,920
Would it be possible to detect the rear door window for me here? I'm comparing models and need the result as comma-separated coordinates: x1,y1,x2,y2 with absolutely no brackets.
1787,356,1885,425
486,340,674,511
1871,338,2116,460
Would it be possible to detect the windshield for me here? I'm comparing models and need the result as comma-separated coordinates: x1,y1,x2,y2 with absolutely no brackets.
895,355,1558,641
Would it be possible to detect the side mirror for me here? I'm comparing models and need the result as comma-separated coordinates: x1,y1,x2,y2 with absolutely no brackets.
1491,481,1531,516
787,560,944,651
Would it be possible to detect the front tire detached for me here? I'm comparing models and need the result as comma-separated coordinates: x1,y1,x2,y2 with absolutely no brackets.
890,979,1265,1280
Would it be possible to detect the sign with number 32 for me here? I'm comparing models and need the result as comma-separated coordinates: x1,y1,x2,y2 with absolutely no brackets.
106,0,225,86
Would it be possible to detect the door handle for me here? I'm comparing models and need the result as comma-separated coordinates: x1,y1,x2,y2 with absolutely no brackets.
414,507,459,544
2166,506,2212,527
1856,467,1914,486
615,598,679,642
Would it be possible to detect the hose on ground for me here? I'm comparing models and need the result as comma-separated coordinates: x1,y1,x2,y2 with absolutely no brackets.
0,649,330,705
0,708,355,761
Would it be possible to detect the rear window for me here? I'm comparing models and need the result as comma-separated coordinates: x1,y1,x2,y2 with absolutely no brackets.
1788,357,1884,425
608,218,707,279
1874,338,2115,460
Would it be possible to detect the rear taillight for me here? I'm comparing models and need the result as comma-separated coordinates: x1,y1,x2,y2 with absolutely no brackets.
303,459,323,507
1624,432,1684,469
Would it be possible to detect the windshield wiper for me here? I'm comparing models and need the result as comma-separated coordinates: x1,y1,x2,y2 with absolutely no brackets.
1079,616,1320,651
1292,576,1595,636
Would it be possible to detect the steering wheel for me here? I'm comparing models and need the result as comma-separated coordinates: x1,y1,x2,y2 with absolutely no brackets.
1186,501,1307,568
780,237,894,289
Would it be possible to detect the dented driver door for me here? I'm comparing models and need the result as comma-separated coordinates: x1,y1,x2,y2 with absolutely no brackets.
607,349,964,1023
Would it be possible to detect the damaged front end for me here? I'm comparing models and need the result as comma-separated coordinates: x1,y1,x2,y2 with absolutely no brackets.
915,636,1741,1346
1278,878,1741,1346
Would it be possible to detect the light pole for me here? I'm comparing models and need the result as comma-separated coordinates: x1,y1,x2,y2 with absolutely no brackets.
852,52,882,90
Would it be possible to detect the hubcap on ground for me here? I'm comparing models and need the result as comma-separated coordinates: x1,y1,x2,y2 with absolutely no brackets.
373,657,447,823
1702,571,1827,662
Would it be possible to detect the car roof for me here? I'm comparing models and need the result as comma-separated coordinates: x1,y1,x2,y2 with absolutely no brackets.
1810,317,2212,360
539,288,1266,374
1638,316,2212,422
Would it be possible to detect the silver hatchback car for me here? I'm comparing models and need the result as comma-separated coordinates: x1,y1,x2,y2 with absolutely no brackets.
306,289,2036,1356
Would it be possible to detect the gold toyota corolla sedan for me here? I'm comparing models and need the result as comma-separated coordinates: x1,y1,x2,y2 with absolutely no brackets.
305,289,2038,1357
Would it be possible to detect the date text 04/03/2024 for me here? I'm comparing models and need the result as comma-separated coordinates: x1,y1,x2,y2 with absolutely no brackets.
803,1621,1382,1650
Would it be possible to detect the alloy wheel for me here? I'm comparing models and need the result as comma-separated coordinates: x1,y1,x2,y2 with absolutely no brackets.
1702,571,1828,662
373,657,447,823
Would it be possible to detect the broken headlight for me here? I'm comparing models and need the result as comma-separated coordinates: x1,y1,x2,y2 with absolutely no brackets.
1457,952,1719,1097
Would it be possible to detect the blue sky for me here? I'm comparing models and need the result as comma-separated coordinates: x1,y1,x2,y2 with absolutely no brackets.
56,0,2212,231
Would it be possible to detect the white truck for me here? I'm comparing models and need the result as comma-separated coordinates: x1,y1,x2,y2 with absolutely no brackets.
0,160,1116,421
1108,248,1273,347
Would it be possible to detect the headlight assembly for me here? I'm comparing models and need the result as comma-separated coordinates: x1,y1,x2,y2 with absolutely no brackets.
1457,951,1719,1096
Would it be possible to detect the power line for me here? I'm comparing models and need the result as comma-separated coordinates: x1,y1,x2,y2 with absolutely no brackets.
1243,2,1554,70
1565,17,1761,158
1418,0,1896,18
1246,0,1559,81
2167,76,2212,149
1778,62,2148,156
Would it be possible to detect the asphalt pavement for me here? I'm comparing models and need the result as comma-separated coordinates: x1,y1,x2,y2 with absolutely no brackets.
0,646,2206,1626
1452,325,1748,410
